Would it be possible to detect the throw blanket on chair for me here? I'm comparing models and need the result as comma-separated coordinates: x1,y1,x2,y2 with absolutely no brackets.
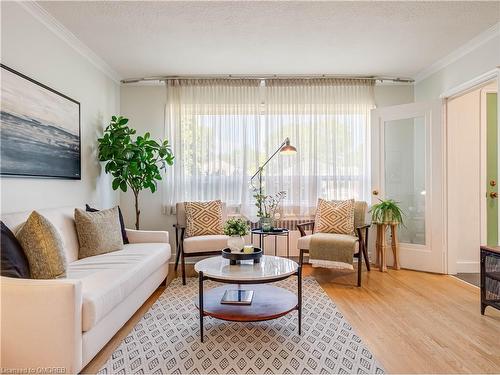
309,233,357,270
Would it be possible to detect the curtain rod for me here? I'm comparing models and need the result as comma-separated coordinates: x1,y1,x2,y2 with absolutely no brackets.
121,74,414,84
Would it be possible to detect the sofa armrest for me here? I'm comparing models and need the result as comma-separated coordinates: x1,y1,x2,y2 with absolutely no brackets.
0,277,83,373
126,229,169,243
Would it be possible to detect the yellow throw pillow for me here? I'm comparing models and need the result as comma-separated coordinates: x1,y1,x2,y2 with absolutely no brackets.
74,206,124,259
185,200,224,237
16,211,67,279
314,198,355,235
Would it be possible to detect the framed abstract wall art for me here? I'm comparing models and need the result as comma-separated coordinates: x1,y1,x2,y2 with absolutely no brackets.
0,64,81,179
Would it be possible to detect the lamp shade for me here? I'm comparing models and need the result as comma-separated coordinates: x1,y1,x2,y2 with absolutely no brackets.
280,139,297,155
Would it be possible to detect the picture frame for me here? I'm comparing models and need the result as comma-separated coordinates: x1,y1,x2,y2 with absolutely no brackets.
0,64,81,179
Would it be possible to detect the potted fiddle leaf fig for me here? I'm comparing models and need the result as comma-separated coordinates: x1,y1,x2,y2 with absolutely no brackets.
369,199,404,225
98,115,174,229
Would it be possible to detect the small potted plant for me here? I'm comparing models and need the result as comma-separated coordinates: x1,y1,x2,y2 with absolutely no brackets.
256,191,286,231
224,217,250,252
370,199,405,225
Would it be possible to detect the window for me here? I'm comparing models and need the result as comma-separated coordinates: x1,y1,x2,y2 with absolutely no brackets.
164,78,375,219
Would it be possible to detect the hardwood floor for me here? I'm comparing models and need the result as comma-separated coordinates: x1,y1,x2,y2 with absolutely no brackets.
82,264,500,374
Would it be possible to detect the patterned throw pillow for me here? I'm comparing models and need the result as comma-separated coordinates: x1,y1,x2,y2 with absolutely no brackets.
185,200,224,237
16,211,67,279
314,199,355,235
74,206,124,259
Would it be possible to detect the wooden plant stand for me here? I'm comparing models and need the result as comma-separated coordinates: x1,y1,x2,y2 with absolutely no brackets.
375,223,400,272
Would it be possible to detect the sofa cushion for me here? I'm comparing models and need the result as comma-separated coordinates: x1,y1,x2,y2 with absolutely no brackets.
66,242,170,331
183,234,229,253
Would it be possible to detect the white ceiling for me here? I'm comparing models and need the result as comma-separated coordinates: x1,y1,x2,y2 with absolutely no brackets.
39,1,500,80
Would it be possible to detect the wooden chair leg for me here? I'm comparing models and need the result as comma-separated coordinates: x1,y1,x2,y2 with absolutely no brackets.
181,250,186,285
363,228,371,271
357,249,362,287
174,243,181,271
299,249,305,266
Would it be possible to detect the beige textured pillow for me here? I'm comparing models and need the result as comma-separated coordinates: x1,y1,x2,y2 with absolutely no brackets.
314,198,355,235
16,211,67,279
74,206,124,259
185,200,223,237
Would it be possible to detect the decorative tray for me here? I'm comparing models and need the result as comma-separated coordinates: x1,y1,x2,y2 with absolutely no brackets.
222,247,262,265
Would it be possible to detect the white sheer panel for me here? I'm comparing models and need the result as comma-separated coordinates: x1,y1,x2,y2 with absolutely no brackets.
263,79,375,217
163,79,262,215
163,78,374,219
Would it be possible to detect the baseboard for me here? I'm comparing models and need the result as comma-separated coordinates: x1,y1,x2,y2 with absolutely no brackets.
456,261,480,273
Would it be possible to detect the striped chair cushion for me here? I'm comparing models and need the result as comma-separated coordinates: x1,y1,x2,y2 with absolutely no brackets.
314,198,355,235
185,200,224,237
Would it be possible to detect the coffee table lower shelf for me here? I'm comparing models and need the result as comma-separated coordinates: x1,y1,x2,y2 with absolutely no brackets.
195,284,298,322
194,256,302,342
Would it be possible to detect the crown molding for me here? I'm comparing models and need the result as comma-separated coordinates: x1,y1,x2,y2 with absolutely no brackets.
414,22,500,84
18,1,121,84
440,68,499,99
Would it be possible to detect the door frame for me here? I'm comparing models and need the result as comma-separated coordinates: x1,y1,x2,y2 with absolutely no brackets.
441,68,500,274
480,86,498,245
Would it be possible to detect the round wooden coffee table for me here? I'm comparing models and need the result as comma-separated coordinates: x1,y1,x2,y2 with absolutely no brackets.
194,255,302,342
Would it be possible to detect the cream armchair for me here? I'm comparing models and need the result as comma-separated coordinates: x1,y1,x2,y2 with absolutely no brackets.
296,201,371,287
174,202,229,284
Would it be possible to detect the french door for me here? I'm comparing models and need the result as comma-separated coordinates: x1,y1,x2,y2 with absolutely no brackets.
371,101,445,273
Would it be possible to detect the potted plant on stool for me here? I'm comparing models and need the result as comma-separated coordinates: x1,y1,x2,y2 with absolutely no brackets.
369,199,405,271
370,199,404,225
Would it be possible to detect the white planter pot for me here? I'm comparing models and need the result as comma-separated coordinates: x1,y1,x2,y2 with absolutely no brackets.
227,235,245,252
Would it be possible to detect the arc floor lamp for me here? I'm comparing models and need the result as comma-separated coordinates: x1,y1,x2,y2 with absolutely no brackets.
250,137,297,192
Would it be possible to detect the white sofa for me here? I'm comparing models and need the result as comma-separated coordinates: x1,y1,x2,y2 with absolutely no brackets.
0,206,171,373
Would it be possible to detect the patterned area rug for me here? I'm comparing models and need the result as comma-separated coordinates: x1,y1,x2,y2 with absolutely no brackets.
98,277,384,374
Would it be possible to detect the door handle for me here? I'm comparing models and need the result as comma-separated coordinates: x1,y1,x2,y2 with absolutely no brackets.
372,190,379,196
490,192,498,199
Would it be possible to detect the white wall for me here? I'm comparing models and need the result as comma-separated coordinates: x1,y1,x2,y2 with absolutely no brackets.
374,84,414,107
0,2,121,214
415,34,500,100
414,32,500,273
119,85,173,233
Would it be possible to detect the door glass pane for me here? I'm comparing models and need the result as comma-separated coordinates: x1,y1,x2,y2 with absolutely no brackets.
384,116,426,245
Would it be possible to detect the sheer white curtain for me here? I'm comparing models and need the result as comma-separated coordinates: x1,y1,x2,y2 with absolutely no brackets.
263,79,375,217
163,79,262,215
163,78,375,219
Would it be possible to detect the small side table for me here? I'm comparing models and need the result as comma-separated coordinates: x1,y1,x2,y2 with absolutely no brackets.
375,223,400,272
251,228,290,258
480,245,500,315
